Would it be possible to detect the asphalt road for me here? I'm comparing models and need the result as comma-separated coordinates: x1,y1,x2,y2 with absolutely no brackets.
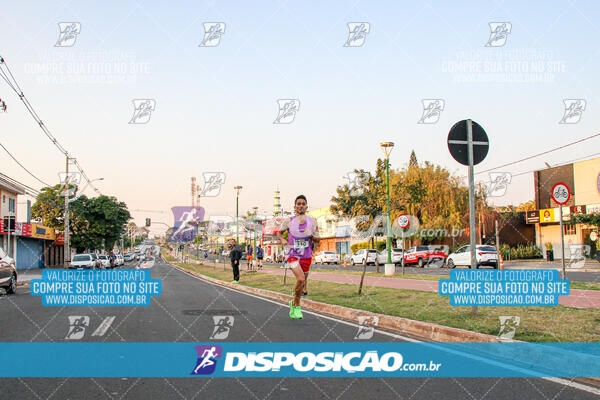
2,258,598,399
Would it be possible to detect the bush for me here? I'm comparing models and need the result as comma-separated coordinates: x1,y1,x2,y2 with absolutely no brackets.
508,244,542,259
350,240,387,253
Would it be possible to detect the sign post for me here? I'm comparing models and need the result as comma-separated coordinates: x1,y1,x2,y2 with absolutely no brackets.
397,214,409,276
551,182,571,279
448,119,489,315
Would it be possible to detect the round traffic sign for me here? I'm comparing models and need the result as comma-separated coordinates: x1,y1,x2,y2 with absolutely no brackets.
397,214,410,229
551,182,571,205
447,120,489,166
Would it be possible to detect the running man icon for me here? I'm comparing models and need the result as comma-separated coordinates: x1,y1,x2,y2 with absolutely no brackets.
191,345,222,375
170,206,205,242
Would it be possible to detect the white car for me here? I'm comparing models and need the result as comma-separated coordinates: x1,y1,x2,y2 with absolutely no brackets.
70,254,96,269
116,254,124,266
314,251,340,265
98,255,111,268
375,248,404,266
446,245,498,269
350,249,378,266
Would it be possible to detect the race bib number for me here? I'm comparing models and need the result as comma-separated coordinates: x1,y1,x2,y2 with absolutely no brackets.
293,238,309,250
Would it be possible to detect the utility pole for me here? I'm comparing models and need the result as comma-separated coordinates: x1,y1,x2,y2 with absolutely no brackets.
64,156,70,267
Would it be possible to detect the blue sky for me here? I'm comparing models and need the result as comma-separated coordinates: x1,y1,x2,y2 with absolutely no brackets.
2,1,600,233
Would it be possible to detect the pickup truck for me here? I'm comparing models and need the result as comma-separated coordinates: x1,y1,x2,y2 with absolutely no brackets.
402,245,447,268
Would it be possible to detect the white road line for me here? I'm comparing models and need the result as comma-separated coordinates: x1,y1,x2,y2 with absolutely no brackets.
163,262,600,396
91,316,116,337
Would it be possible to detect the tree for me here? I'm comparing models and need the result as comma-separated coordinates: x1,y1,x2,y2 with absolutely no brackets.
516,200,536,212
331,159,470,247
571,212,600,230
31,185,89,238
409,150,418,168
31,188,131,252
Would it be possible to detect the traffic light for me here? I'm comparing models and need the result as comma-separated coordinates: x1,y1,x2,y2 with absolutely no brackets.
145,218,151,227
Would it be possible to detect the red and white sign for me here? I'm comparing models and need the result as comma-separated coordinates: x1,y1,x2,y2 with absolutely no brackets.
551,182,571,205
397,214,410,229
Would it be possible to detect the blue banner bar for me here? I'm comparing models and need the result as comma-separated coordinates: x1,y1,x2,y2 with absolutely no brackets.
2,342,599,378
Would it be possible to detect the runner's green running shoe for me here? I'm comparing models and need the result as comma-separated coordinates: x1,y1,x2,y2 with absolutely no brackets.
294,306,303,319
289,300,297,319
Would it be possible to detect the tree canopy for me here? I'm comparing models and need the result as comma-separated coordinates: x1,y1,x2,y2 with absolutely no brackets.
31,185,131,252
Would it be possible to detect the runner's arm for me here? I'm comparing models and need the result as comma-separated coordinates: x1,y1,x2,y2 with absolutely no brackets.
276,218,289,246
310,216,321,243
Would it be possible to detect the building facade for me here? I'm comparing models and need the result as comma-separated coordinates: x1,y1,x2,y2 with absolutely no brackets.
527,157,600,260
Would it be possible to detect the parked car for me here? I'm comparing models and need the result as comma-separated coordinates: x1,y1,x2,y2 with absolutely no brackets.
88,252,102,268
402,246,447,268
446,245,498,269
350,249,378,266
0,246,17,294
115,254,124,266
314,251,340,264
375,248,404,266
124,252,135,262
98,255,111,268
138,253,146,262
70,253,97,269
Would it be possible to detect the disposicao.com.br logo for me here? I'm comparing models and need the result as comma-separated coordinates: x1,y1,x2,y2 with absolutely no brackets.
191,346,441,376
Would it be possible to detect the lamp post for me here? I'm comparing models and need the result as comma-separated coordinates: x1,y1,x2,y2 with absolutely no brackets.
75,177,104,200
380,142,395,268
234,186,243,244
252,206,258,254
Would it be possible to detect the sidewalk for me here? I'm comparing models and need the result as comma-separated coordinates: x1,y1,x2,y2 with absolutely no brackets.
256,267,600,309
504,259,600,272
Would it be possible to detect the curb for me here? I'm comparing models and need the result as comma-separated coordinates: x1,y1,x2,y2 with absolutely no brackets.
171,263,504,343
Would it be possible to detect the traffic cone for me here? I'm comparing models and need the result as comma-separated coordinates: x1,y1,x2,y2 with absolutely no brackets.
499,253,505,270
344,260,347,268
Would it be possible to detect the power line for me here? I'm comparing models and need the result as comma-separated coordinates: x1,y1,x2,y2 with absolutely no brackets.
494,151,600,180
475,133,600,175
0,55,101,195
0,141,50,186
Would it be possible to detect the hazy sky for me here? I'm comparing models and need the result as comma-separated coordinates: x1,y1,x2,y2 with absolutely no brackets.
2,1,600,235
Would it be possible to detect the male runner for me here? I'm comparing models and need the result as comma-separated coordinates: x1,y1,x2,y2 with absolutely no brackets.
277,195,320,319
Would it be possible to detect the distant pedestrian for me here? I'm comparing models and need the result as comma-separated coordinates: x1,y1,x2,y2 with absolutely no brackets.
228,239,242,283
246,245,253,270
256,245,264,269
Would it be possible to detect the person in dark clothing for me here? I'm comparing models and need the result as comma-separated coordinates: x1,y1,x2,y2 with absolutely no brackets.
228,239,242,283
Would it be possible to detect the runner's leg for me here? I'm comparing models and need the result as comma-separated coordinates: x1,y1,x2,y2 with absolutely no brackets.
303,271,309,294
291,265,305,306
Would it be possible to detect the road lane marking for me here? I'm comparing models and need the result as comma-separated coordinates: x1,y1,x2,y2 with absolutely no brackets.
91,316,116,337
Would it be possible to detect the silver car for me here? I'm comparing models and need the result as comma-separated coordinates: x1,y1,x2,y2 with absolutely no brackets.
375,248,404,266
70,253,97,269
350,249,378,266
0,246,17,294
314,251,340,265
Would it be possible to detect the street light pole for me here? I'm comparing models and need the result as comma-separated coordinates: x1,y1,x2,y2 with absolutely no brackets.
380,142,395,268
234,186,243,244
252,206,258,254
64,156,70,267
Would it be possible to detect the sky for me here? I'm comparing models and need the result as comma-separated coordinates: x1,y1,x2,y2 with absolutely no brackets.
1,0,600,236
